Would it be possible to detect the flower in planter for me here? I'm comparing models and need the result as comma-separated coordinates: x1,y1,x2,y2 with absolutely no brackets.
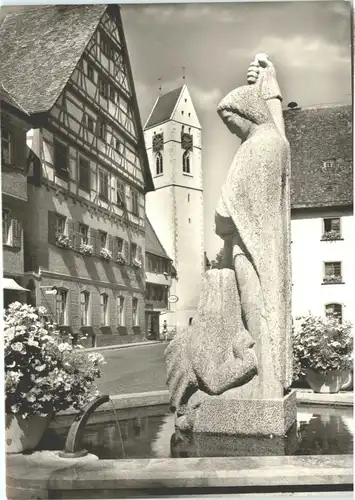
115,252,126,265
56,234,72,249
322,230,341,241
100,248,112,260
80,243,94,256
323,274,342,284
132,258,142,269
292,312,353,377
4,302,105,419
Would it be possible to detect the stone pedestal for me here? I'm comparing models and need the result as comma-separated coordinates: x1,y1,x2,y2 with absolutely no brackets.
192,390,296,436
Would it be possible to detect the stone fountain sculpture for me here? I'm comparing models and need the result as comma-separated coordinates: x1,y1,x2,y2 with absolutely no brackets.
165,54,296,436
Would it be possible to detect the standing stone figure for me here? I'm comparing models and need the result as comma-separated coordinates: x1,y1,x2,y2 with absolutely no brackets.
165,55,294,434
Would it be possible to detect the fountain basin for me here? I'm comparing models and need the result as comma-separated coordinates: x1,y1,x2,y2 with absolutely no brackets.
6,390,353,499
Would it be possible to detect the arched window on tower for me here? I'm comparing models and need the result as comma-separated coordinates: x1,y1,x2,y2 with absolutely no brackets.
183,150,190,174
156,152,163,175
325,303,343,323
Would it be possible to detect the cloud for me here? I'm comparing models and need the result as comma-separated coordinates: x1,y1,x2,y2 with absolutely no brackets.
228,35,350,71
127,4,243,25
189,85,223,111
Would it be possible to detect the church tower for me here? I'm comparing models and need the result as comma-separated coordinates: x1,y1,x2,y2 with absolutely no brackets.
144,85,204,333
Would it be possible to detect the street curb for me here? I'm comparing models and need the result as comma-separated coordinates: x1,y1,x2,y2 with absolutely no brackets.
83,340,163,352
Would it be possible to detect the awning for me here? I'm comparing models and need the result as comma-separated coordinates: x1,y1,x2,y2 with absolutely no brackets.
2,278,29,292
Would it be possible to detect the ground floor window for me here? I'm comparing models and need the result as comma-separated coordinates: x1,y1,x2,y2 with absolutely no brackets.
132,298,139,326
55,289,67,325
100,293,109,326
80,291,90,326
117,296,125,326
325,303,342,323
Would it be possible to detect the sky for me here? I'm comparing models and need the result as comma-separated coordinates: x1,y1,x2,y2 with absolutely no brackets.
120,0,352,259
0,1,351,258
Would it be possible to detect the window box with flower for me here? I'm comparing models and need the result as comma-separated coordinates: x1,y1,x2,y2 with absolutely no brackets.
132,258,142,269
4,302,105,453
80,243,94,257
56,234,72,249
100,248,112,260
115,252,126,265
321,230,342,241
322,274,343,285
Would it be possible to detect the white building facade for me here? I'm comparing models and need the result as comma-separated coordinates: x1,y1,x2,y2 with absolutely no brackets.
285,105,353,326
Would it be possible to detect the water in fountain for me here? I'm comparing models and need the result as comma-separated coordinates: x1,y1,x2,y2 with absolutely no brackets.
108,397,126,459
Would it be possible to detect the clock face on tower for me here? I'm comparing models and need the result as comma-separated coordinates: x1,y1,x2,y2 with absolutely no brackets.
152,133,164,152
181,133,193,151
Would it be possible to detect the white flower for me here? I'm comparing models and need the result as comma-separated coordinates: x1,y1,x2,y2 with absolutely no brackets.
34,364,46,372
26,393,36,403
28,339,39,348
11,342,25,353
58,342,72,353
11,404,20,413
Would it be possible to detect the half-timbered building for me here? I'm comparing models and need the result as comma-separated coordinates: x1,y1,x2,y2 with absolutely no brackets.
0,5,154,346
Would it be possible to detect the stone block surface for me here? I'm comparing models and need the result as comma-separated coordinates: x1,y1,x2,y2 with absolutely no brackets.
192,390,297,436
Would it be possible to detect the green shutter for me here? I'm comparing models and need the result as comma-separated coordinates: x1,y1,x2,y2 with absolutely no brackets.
48,211,56,244
11,219,21,249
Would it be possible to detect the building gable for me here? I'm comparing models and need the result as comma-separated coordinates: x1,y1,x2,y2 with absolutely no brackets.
170,85,201,129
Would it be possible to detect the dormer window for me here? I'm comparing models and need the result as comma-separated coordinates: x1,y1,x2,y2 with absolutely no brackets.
156,152,163,175
322,159,336,171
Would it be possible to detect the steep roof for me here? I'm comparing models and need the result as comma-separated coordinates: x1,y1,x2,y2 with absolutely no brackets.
284,104,353,209
0,5,106,114
0,84,29,117
145,218,171,260
145,86,184,129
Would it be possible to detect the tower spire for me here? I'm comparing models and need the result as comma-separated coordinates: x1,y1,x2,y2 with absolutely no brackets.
158,77,163,96
182,66,186,83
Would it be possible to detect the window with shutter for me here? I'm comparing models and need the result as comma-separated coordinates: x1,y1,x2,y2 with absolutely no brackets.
48,211,57,245
11,219,21,249
66,219,74,247
100,293,109,326
123,240,129,261
117,296,125,326
54,139,69,179
116,237,123,253
108,234,113,254
99,169,109,200
116,180,125,207
131,243,137,263
98,121,107,141
73,221,81,251
131,189,139,216
80,291,90,326
132,297,139,326
2,209,11,246
55,289,68,325
90,228,99,255
79,224,89,245
99,231,107,250
1,128,12,165
79,157,91,192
